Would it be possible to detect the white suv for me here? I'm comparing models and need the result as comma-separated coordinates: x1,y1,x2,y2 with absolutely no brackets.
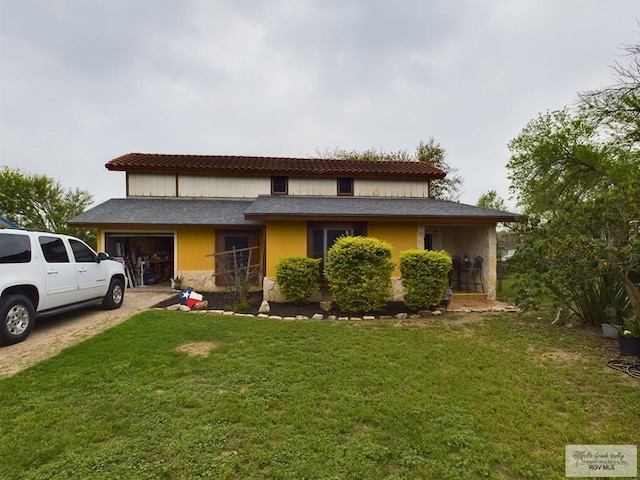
0,229,126,345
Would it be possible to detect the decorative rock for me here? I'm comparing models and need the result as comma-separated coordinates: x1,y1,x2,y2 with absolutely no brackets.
284,316,296,320
257,313,270,318
338,316,349,321
409,314,421,319
223,311,235,315
363,315,376,321
268,315,283,320
179,305,191,312
350,317,362,321
166,304,181,311
320,301,332,312
312,313,324,321
296,315,310,321
210,309,225,314
431,310,442,316
259,300,271,314
395,313,408,319
328,315,338,321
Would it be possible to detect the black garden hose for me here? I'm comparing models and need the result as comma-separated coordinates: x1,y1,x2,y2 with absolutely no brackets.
606,358,640,379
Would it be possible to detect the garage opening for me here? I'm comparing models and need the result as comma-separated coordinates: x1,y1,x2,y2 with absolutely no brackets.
105,233,174,286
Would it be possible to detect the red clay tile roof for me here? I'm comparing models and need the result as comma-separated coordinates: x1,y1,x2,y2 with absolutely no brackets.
105,153,446,179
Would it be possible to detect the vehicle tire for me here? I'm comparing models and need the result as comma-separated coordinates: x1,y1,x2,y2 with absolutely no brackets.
0,294,36,346
102,278,125,310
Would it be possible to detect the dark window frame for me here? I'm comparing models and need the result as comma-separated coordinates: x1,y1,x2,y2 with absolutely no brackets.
215,229,262,287
307,221,367,274
337,177,354,196
271,176,289,195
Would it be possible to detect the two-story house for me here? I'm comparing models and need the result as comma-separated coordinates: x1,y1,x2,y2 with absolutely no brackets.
69,153,517,301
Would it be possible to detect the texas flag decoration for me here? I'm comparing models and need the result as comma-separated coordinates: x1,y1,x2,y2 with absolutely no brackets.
178,287,204,309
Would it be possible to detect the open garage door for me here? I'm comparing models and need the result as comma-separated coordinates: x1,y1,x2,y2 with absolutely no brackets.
104,233,175,286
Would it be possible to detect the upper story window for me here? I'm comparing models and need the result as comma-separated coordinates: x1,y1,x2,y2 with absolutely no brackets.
337,177,354,196
271,176,289,195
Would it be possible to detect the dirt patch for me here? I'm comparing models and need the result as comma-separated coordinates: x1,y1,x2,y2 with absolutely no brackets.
0,289,173,379
526,345,586,364
175,341,220,357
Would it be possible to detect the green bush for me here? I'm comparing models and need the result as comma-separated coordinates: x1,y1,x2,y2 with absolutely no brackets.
275,256,321,303
399,249,452,310
324,236,394,313
570,274,632,327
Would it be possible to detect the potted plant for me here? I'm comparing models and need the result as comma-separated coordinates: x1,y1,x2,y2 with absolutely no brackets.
618,316,640,356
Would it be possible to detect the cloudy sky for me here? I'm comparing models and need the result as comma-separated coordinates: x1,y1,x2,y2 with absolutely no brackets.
1,1,637,209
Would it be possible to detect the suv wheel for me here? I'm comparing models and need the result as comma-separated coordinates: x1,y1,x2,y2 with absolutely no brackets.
0,294,36,346
102,278,124,310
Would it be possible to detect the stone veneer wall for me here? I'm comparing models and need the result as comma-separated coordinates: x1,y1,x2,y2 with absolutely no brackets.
177,270,262,293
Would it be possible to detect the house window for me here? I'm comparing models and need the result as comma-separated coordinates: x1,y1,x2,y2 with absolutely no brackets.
308,222,366,273
271,176,288,195
424,233,433,251
337,177,354,196
215,230,261,286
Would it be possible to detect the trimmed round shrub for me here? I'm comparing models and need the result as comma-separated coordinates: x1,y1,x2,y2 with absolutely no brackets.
275,256,321,303
324,236,394,313
399,249,452,310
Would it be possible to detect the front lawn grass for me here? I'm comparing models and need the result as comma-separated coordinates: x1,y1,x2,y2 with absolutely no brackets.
1,311,638,479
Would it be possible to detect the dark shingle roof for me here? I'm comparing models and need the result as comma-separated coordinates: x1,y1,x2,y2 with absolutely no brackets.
69,196,518,228
105,153,446,179
68,198,262,227
244,196,518,222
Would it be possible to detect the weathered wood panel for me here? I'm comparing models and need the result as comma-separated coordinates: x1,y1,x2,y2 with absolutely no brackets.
178,176,270,197
128,174,176,196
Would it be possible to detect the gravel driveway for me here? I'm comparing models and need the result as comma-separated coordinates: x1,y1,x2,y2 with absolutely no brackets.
0,288,173,378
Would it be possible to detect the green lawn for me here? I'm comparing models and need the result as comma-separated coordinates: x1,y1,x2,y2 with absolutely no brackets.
1,311,638,479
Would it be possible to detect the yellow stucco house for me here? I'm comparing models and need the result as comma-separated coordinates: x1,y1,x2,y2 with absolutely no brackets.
69,153,516,301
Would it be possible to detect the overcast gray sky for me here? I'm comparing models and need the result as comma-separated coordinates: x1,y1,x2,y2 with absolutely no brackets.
1,1,637,209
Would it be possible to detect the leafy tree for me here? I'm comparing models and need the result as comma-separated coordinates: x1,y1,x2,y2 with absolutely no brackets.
476,190,508,212
415,138,463,201
507,42,640,325
0,166,96,246
321,138,464,201
580,42,640,147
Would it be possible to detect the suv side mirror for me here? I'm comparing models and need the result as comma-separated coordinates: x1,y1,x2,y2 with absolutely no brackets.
97,252,110,263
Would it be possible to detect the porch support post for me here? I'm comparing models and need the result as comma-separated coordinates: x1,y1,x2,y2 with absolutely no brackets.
486,226,497,300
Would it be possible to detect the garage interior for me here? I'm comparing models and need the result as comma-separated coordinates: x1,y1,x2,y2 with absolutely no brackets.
104,233,174,287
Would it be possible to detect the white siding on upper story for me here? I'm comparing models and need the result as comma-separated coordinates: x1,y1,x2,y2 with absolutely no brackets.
354,179,429,197
127,173,430,198
178,175,270,198
288,178,336,195
129,174,176,196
